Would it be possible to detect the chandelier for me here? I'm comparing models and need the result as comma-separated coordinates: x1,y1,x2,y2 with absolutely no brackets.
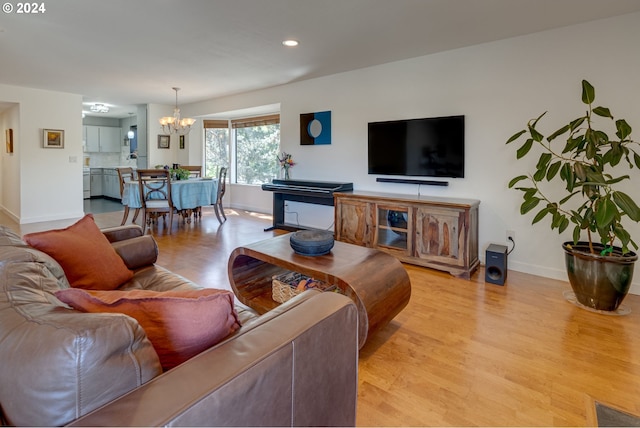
159,87,196,135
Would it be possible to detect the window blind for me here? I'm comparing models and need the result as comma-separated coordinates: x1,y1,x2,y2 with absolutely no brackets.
203,120,229,129
231,114,280,129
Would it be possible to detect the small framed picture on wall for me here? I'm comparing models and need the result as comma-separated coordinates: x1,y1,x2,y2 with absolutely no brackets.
179,135,185,149
158,134,170,149
5,129,13,153
43,129,64,148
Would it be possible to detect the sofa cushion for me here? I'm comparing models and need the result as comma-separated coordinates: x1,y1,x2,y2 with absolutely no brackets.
23,214,133,290
55,288,242,370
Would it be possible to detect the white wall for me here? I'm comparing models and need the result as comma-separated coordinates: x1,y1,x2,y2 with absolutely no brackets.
0,84,84,223
147,103,197,169
0,104,20,218
182,12,640,288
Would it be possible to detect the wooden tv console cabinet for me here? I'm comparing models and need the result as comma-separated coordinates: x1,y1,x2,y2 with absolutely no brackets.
334,191,480,278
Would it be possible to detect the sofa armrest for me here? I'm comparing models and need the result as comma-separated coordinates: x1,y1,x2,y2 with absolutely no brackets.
101,225,144,243
100,226,159,270
0,257,163,427
111,235,159,270
68,291,359,427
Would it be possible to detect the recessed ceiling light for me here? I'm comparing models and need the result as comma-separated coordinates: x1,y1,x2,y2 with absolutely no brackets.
282,39,299,47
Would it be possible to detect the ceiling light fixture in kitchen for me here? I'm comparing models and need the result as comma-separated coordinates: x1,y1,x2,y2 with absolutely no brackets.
90,103,109,113
159,87,196,135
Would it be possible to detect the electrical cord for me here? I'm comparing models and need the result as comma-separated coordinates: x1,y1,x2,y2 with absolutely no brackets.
284,204,336,231
507,236,515,255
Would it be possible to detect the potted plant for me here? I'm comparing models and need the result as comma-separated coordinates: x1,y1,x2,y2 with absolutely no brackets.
507,80,640,311
155,164,191,180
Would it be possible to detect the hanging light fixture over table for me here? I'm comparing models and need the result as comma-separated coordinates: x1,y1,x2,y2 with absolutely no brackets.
159,87,196,135
127,113,135,139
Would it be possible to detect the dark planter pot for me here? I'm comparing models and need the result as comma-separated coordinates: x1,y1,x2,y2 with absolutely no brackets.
562,241,638,311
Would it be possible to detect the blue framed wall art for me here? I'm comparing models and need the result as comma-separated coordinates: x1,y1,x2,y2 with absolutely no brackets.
300,111,331,145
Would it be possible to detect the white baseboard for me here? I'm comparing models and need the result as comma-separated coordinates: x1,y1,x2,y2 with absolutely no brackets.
228,202,268,214
505,259,640,296
0,206,19,223
19,211,85,225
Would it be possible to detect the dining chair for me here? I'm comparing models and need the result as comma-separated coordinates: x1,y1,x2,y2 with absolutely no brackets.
116,167,140,225
182,165,202,178
137,169,175,234
214,167,228,224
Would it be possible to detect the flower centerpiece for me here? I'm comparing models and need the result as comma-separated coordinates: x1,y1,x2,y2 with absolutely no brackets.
156,164,190,180
278,152,295,180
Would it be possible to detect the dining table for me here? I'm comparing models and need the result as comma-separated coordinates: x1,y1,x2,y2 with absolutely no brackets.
122,177,219,223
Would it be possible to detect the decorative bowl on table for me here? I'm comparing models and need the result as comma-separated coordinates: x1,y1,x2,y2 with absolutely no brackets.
289,230,335,256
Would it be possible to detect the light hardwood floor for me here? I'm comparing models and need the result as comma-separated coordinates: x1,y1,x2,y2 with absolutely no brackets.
3,206,640,426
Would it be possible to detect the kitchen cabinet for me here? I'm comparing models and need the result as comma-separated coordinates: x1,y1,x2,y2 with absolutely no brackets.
88,168,122,200
334,191,480,278
100,127,121,152
84,126,121,153
83,169,90,199
102,169,121,200
85,126,99,152
89,169,103,197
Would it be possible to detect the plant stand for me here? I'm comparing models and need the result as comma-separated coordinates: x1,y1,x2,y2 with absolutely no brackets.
563,291,631,316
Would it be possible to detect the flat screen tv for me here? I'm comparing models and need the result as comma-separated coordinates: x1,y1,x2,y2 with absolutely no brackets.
368,115,465,178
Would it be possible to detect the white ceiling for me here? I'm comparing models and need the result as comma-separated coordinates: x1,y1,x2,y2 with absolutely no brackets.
2,0,640,118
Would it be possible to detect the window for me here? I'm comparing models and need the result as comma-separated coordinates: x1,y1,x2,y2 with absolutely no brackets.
233,115,280,185
203,120,229,178
205,114,280,185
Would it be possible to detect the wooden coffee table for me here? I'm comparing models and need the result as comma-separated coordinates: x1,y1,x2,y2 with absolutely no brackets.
228,233,411,348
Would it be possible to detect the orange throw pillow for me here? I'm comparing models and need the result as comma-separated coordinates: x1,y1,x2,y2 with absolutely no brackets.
23,214,133,290
55,288,242,370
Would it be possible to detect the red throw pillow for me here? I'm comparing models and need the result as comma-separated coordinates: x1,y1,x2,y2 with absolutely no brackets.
55,288,242,371
23,214,133,290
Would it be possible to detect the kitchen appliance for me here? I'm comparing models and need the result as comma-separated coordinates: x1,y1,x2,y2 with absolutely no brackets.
83,167,90,199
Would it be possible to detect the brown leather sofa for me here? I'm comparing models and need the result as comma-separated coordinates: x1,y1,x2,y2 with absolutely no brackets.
0,224,358,427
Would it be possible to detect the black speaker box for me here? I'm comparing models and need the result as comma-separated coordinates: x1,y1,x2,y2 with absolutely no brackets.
485,244,508,286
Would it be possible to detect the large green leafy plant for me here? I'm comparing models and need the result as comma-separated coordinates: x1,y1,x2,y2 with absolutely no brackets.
507,80,640,255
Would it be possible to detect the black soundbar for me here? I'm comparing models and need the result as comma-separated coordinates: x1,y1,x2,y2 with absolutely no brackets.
376,177,449,186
